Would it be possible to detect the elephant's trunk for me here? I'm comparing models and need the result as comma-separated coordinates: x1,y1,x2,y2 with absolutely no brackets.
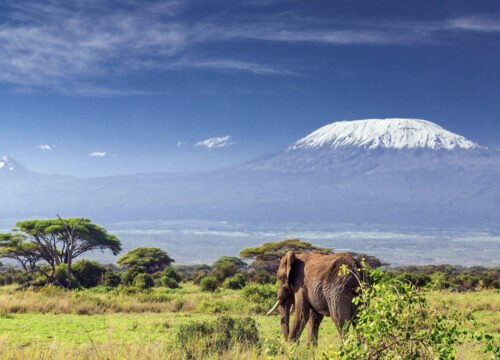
279,302,292,340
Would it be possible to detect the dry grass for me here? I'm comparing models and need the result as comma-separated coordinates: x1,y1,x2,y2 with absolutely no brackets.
0,285,201,315
0,285,497,359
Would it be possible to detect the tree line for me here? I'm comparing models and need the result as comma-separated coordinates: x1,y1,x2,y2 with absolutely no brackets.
0,218,498,292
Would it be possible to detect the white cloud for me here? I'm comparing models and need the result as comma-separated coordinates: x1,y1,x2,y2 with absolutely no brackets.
195,135,234,149
89,151,107,157
0,1,497,95
448,15,500,32
177,141,186,147
37,144,53,151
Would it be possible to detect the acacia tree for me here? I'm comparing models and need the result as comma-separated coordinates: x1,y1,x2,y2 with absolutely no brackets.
0,217,121,281
117,247,174,274
240,239,334,274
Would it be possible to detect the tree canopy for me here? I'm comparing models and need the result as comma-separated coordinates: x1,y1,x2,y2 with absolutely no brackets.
212,256,247,270
0,218,121,279
240,239,333,261
117,247,174,274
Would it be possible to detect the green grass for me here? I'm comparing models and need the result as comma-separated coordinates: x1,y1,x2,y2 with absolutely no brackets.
0,284,497,359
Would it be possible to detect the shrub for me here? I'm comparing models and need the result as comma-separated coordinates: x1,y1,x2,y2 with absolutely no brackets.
102,272,121,287
213,262,240,282
122,265,143,285
0,268,34,286
242,283,277,314
54,264,80,289
176,316,260,358
394,272,432,288
327,266,500,359
247,269,276,284
200,275,218,292
193,271,208,285
161,266,181,282
133,273,154,290
222,273,247,290
71,260,105,288
160,276,179,289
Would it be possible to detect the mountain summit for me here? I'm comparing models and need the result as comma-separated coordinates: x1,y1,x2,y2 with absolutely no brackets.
0,155,22,172
289,118,479,151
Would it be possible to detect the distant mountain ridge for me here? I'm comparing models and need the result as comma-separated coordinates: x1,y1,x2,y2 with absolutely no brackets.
1,118,499,229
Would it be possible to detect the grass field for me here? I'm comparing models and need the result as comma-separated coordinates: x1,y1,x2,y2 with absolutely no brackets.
0,284,497,359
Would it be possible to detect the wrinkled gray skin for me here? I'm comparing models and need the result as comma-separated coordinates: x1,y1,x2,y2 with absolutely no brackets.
272,251,361,344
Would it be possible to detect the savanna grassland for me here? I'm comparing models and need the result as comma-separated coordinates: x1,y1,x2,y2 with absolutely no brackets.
0,283,497,360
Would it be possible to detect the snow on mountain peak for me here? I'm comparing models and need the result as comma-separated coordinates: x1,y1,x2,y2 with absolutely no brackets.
0,155,19,171
289,118,480,151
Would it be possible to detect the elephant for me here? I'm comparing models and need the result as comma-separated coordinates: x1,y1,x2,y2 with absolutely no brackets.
267,251,363,344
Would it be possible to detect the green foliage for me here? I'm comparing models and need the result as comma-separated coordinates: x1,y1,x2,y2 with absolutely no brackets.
0,267,35,286
101,272,121,287
386,265,500,291
0,218,121,281
240,239,333,261
176,316,260,358
212,256,247,269
71,260,105,288
326,267,499,360
160,276,179,289
222,273,247,290
122,265,144,285
117,247,174,274
133,273,154,290
54,264,80,289
200,275,219,292
161,266,181,282
242,283,277,313
247,269,276,284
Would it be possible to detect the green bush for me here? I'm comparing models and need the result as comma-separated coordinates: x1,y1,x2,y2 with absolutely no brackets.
242,283,277,314
54,264,80,289
176,316,260,358
71,260,105,288
0,268,34,286
102,272,122,287
200,275,218,292
160,275,179,289
222,273,247,290
122,265,143,285
326,267,500,359
394,272,432,288
161,266,181,282
133,273,154,290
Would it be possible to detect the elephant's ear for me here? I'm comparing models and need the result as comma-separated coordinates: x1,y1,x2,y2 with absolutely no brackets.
285,251,296,285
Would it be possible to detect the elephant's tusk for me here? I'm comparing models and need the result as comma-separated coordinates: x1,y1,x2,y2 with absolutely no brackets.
266,300,280,316
290,304,294,313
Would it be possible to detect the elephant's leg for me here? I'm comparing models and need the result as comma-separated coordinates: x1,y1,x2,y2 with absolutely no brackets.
289,290,311,342
307,309,323,346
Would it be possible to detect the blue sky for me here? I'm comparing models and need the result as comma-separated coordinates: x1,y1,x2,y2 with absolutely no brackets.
1,0,500,176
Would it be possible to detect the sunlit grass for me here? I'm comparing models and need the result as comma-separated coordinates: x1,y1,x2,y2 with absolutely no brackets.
0,285,497,359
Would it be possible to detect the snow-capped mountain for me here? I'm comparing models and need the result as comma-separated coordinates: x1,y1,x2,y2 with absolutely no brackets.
0,155,22,172
289,118,479,151
0,119,499,229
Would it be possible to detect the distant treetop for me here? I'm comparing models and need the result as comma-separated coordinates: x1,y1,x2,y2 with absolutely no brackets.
117,247,174,274
240,239,333,261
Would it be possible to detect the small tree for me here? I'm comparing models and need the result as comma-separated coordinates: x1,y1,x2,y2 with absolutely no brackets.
240,239,332,262
0,217,121,284
133,273,154,290
200,275,218,292
240,239,333,275
72,260,105,288
117,247,174,274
